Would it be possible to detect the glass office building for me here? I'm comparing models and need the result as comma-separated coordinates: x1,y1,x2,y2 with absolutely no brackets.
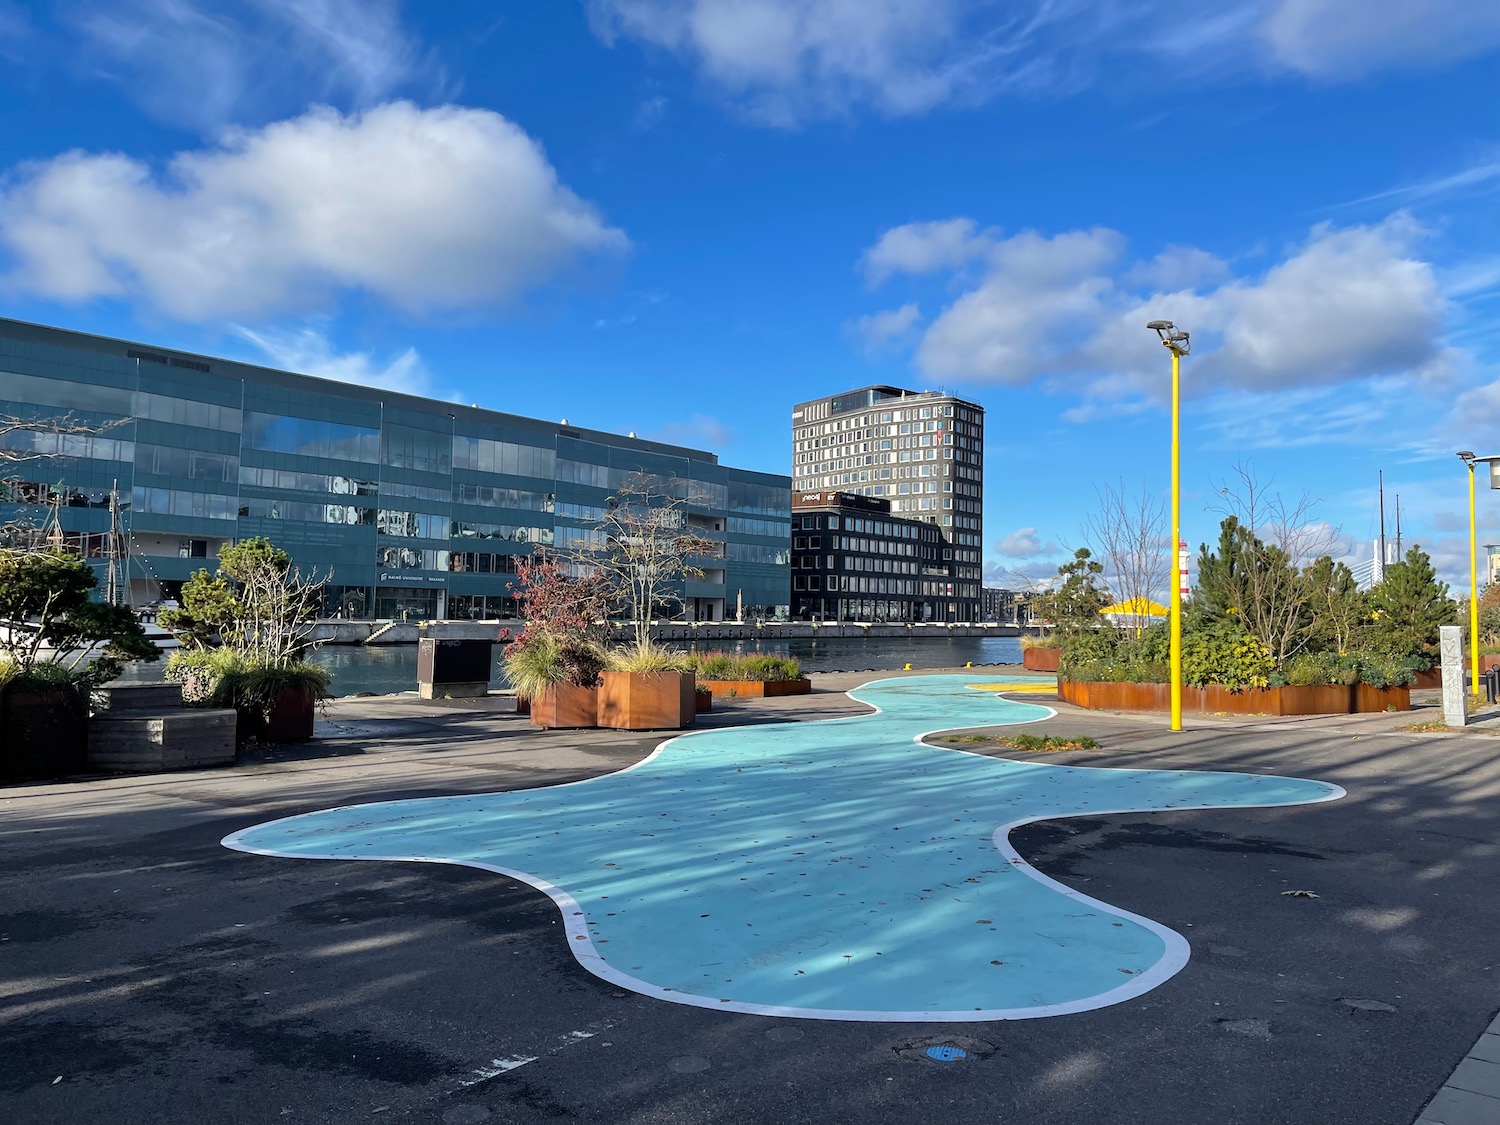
0,318,791,621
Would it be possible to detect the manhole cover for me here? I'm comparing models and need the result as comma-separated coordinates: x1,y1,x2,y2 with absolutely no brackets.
926,1045,968,1062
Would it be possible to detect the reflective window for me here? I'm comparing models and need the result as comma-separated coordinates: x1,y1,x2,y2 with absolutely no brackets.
0,427,134,463
139,443,238,483
727,515,791,537
451,519,554,545
131,487,237,520
457,484,554,511
376,509,448,539
1,371,134,415
243,412,381,462
382,424,453,474
135,390,242,432
238,498,375,524
726,543,791,565
376,546,451,571
239,466,378,495
382,480,452,502
454,436,556,478
728,480,791,516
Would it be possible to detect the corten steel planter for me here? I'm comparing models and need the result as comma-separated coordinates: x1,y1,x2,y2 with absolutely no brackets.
1412,668,1443,690
696,678,812,699
597,671,695,730
695,689,712,714
241,684,317,744
530,684,598,729
0,687,89,780
1022,647,1061,672
1058,680,1410,715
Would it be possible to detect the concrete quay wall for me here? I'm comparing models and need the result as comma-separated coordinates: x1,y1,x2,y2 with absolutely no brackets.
309,620,1029,645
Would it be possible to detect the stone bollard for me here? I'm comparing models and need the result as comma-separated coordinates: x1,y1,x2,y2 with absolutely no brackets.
1440,624,1466,727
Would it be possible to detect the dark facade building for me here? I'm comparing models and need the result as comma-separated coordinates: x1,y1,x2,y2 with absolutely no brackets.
980,586,1018,623
791,385,982,621
790,491,947,622
0,318,791,621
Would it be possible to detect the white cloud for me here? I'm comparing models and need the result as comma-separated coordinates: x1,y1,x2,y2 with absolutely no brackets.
862,213,1447,405
0,101,629,320
588,0,1500,124
1262,0,1500,79
233,323,435,396
588,0,1007,125
848,303,920,352
68,0,433,129
996,527,1060,559
863,218,992,284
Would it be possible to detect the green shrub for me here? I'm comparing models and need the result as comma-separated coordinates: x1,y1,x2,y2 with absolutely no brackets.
683,651,801,682
213,661,330,722
1001,733,1100,752
503,634,607,699
1345,650,1421,688
608,642,690,674
1181,622,1274,690
1282,651,1359,686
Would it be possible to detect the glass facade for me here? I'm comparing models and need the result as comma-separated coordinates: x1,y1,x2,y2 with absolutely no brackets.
0,318,791,622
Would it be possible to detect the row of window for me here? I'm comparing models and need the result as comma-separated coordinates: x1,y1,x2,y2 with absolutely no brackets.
139,443,238,484
132,486,237,520
454,436,556,478
0,427,135,463
452,519,555,545
243,412,382,463
793,574,955,596
726,543,792,565
240,467,378,495
458,484,553,510
726,514,791,537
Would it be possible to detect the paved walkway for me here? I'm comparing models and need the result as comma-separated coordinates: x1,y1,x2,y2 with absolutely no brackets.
1417,1011,1500,1124
1,667,1497,1125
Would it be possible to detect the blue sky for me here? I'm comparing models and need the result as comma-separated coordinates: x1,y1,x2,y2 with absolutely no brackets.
1,1,1498,592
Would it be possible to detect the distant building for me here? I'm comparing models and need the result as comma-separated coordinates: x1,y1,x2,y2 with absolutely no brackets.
0,318,792,621
791,385,983,621
790,491,946,621
980,586,1016,623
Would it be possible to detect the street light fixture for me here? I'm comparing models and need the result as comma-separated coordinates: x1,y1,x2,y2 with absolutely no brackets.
1150,320,1190,732
1457,451,1500,697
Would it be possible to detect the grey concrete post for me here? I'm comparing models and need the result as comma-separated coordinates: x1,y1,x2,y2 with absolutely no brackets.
1440,624,1466,727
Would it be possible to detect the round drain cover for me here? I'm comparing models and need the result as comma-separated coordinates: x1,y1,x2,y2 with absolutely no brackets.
926,1045,968,1062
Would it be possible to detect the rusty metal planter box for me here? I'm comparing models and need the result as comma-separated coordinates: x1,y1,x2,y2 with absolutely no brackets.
1022,647,1061,672
597,671,695,730
1058,680,1409,715
696,678,812,699
530,684,598,729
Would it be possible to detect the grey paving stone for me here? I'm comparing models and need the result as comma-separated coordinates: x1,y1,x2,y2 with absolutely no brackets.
1470,1034,1500,1065
1419,1085,1500,1125
1447,1057,1500,1098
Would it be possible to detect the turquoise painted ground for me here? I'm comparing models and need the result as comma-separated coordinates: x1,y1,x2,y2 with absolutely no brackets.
224,674,1343,1020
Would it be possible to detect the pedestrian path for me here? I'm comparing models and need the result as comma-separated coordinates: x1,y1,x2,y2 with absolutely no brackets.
1417,1012,1500,1125
224,674,1344,1022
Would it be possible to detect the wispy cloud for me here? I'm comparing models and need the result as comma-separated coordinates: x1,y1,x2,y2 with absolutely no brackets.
647,413,735,450
233,323,439,397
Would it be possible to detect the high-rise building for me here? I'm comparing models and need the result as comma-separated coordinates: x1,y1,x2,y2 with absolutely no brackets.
791,386,983,621
790,490,946,622
0,318,792,622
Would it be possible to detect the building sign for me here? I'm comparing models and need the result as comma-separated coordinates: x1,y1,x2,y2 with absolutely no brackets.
378,572,447,585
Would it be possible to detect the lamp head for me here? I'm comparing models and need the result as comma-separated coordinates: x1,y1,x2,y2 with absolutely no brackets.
1146,320,1173,331
1459,450,1476,462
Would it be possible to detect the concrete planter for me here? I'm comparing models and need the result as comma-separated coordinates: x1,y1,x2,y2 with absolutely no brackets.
597,671,695,730
696,678,812,699
530,683,598,729
1058,679,1409,715
1022,647,1061,672
1,687,88,780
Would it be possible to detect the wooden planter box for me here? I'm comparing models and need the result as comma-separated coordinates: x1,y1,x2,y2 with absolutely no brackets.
241,684,317,744
696,678,812,699
530,683,598,729
695,689,712,714
1058,679,1409,715
1022,647,1061,672
597,671,695,730
1,687,89,780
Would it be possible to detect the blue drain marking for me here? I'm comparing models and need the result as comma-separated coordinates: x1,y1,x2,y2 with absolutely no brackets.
223,673,1344,1021
926,1045,967,1062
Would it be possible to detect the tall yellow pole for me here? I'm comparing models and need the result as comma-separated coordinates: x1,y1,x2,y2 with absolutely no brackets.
1470,459,1480,699
1170,348,1182,732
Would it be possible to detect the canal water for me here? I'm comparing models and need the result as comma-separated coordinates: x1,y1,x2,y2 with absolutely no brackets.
118,636,1024,698
308,635,1025,697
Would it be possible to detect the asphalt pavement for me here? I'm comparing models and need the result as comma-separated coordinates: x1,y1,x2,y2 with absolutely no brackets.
2,670,1497,1125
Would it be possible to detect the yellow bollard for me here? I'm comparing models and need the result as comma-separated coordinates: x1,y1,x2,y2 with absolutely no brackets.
965,661,972,668
903,663,912,670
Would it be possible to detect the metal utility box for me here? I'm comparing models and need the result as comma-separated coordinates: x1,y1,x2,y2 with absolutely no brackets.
416,637,492,699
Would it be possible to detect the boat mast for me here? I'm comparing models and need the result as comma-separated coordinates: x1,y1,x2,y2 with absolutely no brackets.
1395,494,1402,560
1378,470,1387,573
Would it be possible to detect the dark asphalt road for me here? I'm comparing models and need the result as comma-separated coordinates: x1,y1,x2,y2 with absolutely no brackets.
2,684,1497,1125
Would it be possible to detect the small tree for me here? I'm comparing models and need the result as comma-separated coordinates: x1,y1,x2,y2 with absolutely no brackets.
513,550,611,642
0,549,156,685
1034,548,1109,638
1303,556,1367,655
1081,479,1168,634
578,474,718,652
1366,545,1456,667
161,538,327,667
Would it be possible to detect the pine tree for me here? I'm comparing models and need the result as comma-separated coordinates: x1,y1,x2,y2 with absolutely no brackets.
1367,545,1456,663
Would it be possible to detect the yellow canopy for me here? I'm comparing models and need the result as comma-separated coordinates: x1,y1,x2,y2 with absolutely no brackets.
1100,596,1168,617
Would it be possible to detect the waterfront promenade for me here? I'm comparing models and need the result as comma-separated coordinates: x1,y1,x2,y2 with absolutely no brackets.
2,671,1497,1124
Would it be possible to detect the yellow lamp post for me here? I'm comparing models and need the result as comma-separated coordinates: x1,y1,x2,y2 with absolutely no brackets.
1456,452,1500,698
1149,320,1191,732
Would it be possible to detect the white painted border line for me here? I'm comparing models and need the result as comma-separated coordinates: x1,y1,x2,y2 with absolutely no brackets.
222,674,1345,1023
